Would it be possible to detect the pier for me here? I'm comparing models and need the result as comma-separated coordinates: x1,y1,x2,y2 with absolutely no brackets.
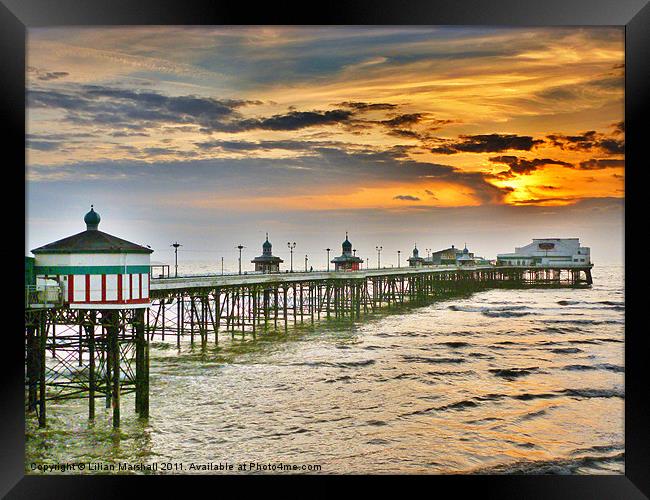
24,207,594,428
25,262,592,428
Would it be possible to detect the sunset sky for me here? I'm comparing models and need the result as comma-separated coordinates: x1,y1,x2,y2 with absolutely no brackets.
26,27,624,268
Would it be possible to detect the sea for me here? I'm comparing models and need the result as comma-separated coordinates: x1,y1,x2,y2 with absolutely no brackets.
25,264,624,474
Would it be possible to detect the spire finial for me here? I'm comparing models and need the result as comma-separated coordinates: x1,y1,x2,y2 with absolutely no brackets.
266,232,269,240
346,231,348,239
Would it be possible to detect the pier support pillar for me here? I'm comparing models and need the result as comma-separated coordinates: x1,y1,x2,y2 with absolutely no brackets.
38,311,47,428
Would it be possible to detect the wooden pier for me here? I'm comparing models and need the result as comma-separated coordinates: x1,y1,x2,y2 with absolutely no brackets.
25,263,593,427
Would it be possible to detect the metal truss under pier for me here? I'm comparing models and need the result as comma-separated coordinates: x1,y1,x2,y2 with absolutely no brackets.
25,264,592,427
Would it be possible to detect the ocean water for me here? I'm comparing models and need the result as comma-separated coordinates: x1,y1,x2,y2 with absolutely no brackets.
26,265,624,474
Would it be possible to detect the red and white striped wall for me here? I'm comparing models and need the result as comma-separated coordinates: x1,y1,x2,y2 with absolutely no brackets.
66,272,150,309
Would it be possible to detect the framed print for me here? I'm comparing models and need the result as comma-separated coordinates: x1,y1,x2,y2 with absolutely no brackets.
1,0,648,497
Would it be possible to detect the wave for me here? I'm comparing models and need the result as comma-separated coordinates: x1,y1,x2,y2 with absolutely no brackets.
545,319,623,325
482,311,534,318
562,364,624,373
291,359,376,369
549,347,583,354
402,355,466,364
470,452,624,474
561,388,624,399
439,341,470,348
557,300,580,306
489,367,540,379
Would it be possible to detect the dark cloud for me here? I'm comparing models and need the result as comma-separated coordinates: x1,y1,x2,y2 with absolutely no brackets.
432,134,543,154
27,140,60,151
110,131,150,137
386,129,422,139
236,109,355,132
510,196,579,205
393,195,421,201
381,113,423,128
546,130,624,154
578,158,625,170
28,66,69,81
27,84,360,134
29,144,510,204
611,121,624,135
337,101,398,112
489,156,572,176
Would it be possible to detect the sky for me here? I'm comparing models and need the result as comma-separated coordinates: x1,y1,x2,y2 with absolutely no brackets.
26,26,624,269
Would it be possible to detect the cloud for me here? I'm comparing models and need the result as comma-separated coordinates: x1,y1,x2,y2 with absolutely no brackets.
380,113,423,128
611,121,624,135
546,130,624,154
393,195,421,201
27,84,360,134
578,158,625,170
28,66,69,81
337,101,398,112
235,109,355,132
431,134,543,154
489,156,572,176
28,143,511,205
27,140,61,151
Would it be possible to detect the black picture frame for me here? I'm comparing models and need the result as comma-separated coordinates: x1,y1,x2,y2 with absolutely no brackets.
1,0,647,497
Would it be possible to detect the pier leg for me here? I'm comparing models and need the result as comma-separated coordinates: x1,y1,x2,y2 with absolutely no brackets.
38,312,46,428
87,313,96,420
26,321,37,413
105,312,120,428
135,309,148,418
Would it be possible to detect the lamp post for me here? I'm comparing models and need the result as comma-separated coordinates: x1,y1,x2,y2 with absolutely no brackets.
287,242,296,272
376,246,383,269
236,244,245,275
305,254,308,272
397,250,401,268
221,256,224,275
325,248,331,271
171,242,182,277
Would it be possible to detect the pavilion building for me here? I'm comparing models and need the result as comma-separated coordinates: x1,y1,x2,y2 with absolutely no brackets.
331,232,363,271
30,206,153,309
407,244,425,267
251,234,283,273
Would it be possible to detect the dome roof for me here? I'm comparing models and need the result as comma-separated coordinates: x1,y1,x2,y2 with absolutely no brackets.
84,205,101,230
342,231,352,251
263,233,272,250
463,245,469,254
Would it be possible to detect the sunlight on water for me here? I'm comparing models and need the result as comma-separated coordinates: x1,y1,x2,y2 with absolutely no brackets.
26,265,624,474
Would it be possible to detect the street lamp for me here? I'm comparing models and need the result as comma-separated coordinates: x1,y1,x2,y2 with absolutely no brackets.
171,241,182,277
236,244,245,275
305,254,308,272
287,242,296,272
325,248,331,272
397,250,401,268
376,246,383,269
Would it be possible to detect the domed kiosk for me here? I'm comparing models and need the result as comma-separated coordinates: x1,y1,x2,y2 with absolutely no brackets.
331,232,363,271
407,244,424,267
31,206,154,309
251,234,283,273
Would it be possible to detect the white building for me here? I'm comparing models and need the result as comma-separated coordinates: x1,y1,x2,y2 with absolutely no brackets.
497,238,590,267
30,206,153,309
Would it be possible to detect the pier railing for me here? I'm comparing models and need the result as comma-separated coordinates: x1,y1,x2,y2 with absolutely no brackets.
25,284,63,309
